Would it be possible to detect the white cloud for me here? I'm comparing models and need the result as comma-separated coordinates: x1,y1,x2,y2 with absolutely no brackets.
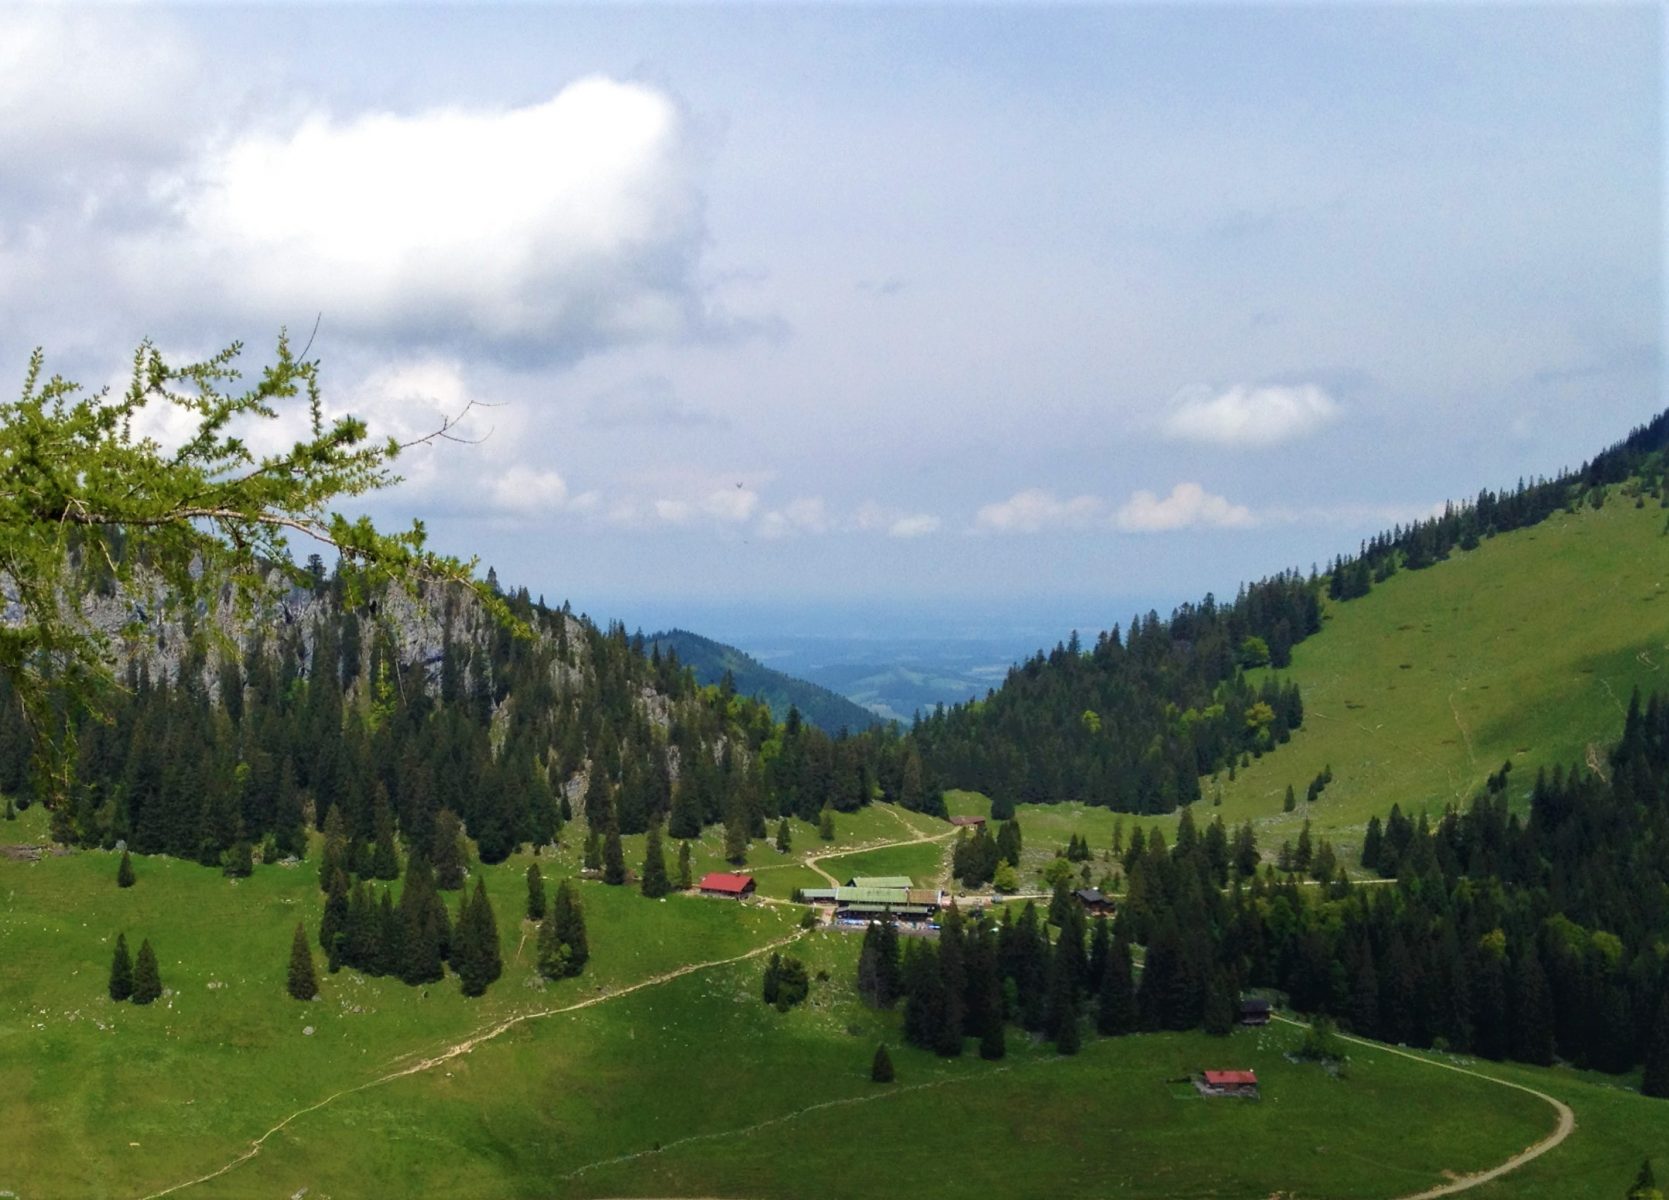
654,499,694,525
701,486,760,524
1162,383,1339,446
488,465,570,517
888,514,941,538
0,11,203,171
757,497,833,539
974,489,1104,534
110,77,709,362
1114,482,1255,532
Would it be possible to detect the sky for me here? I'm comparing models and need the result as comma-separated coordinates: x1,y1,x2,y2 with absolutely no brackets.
1,3,1662,644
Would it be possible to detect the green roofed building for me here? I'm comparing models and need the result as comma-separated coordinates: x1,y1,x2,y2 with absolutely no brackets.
845,876,914,889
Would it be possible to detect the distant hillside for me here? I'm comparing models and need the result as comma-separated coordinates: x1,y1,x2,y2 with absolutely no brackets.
1216,480,1669,858
915,407,1668,826
645,628,884,734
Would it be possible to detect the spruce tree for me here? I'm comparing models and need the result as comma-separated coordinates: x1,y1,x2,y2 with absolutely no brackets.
1283,784,1296,813
288,921,319,1000
640,821,671,898
455,879,503,997
108,932,134,1002
602,812,626,885
320,868,350,957
775,817,791,853
1642,990,1669,1099
583,824,602,872
538,878,589,979
1097,938,1137,1035
319,804,348,893
432,808,468,890
399,858,448,986
676,839,692,890
370,792,400,881
870,1043,894,1083
116,849,135,888
132,938,162,1005
1203,969,1236,1036
722,793,749,865
526,863,546,921
818,807,835,841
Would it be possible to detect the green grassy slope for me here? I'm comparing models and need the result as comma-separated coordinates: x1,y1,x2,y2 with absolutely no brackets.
950,496,1668,869
4,800,1664,1197
1218,493,1669,861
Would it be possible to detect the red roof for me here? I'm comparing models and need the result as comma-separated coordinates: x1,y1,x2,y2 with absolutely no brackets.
1203,1070,1258,1086
698,872,756,894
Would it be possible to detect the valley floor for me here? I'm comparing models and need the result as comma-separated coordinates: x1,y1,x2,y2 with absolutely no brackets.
3,802,1665,1198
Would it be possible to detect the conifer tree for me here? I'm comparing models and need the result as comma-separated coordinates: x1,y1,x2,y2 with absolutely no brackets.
722,791,749,865
116,849,135,888
1097,938,1137,1035
525,863,546,921
132,937,162,1004
583,823,602,872
319,804,348,892
398,858,448,985
370,787,400,881
538,878,589,979
376,888,402,978
602,812,626,885
320,867,350,957
454,879,503,997
818,807,835,841
1643,990,1669,1099
640,821,671,898
1283,784,1297,813
108,932,134,1002
676,839,692,890
870,1043,894,1083
1044,939,1079,1047
1203,968,1236,1036
432,808,468,890
288,921,319,1000
775,817,791,853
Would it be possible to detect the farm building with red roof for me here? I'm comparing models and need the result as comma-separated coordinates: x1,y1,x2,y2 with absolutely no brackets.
698,872,757,899
1197,1069,1259,1098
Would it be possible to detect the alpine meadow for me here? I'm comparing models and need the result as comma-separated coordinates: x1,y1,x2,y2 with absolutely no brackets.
1,6,1664,1200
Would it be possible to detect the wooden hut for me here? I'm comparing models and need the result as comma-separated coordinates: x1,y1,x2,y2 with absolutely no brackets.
1197,1070,1260,1099
697,872,757,899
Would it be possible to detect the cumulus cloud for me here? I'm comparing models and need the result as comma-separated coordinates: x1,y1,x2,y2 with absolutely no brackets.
1114,483,1255,532
0,11,204,172
887,513,941,538
1162,383,1339,446
974,489,1105,534
109,77,710,363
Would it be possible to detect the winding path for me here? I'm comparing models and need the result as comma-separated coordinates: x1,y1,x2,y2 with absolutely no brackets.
138,808,960,1200
136,932,807,1200
1273,1014,1576,1199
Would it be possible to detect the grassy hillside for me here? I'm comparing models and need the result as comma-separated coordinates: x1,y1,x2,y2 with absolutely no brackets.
948,495,1669,872
1219,492,1669,861
6,798,1666,1197
646,627,882,734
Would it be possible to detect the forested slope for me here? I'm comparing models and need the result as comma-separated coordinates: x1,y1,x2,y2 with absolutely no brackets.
645,627,881,735
0,567,931,869
913,409,1667,826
